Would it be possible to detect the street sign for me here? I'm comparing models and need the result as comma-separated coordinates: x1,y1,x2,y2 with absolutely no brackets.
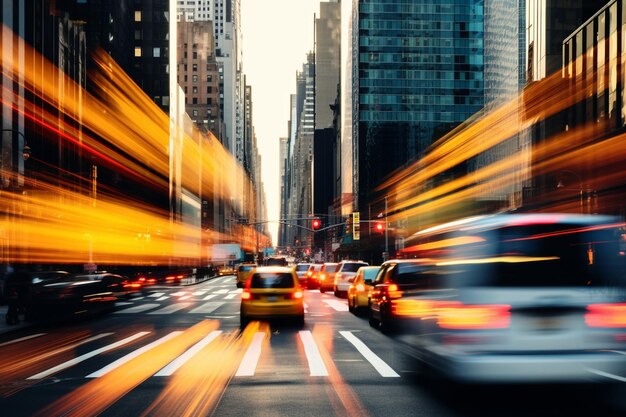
352,212,360,223
352,212,360,240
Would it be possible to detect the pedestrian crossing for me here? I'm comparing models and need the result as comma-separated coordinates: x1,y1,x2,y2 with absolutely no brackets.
116,287,349,316
4,327,402,382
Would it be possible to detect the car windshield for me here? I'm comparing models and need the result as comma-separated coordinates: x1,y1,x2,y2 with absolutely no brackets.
239,265,255,271
324,264,338,272
394,263,429,285
341,263,368,272
363,268,380,279
296,264,310,271
250,273,294,288
265,258,287,266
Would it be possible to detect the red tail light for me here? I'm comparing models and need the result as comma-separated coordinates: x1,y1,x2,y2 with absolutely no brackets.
437,303,511,330
293,290,303,299
586,303,626,328
241,289,251,300
307,271,312,277
177,275,184,279
388,284,398,292
356,284,365,292
165,276,175,281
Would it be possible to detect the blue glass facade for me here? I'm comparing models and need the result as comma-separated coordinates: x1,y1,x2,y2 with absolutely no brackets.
355,0,485,207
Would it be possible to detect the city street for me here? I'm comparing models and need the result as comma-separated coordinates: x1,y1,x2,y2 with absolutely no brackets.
0,276,623,417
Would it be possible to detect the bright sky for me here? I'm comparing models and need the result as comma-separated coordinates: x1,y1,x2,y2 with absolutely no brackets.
241,0,322,246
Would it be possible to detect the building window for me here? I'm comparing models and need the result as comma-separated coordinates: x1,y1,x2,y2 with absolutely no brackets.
193,109,198,117
153,47,160,58
192,97,198,104
134,30,142,40
192,86,198,94
207,75,212,82
134,47,142,57
193,51,198,59
184,75,188,82
192,75,198,82
207,98,212,105
206,86,212,93
134,11,142,22
192,64,198,72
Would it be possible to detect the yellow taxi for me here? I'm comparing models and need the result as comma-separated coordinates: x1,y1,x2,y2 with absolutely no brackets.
240,266,304,328
348,266,381,314
236,263,257,288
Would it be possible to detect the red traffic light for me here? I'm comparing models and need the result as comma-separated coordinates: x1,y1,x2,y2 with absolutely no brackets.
375,222,384,233
312,219,321,230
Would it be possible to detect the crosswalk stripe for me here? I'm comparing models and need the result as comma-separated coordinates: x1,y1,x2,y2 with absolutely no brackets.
339,331,400,377
179,295,192,300
148,303,191,315
155,330,223,376
115,303,160,314
171,292,186,297
27,332,149,380
215,289,229,294
0,333,47,348
192,291,207,296
156,296,169,301
133,297,145,301
236,332,265,376
298,330,328,376
86,332,182,378
224,293,238,300
149,292,165,298
323,299,349,312
189,302,224,314
203,294,218,301
229,289,242,294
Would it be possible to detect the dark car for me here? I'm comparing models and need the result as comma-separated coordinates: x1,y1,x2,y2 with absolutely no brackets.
30,273,126,317
264,257,288,267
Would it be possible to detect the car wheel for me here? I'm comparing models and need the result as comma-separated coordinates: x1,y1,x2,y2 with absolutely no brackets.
295,314,305,328
348,296,355,313
319,286,325,293
368,305,378,328
333,286,338,296
379,307,394,334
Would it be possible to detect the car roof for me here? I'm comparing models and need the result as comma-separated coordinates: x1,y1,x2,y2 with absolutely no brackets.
252,266,294,274
381,259,431,266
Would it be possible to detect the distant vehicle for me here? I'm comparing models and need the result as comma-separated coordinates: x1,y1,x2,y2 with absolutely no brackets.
348,266,380,314
264,257,288,267
318,263,339,293
334,260,368,297
294,263,312,287
240,266,304,328
236,263,257,288
305,264,323,289
396,213,626,384
217,265,235,276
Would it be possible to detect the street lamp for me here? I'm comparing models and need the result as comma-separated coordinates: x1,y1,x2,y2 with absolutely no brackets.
556,169,583,213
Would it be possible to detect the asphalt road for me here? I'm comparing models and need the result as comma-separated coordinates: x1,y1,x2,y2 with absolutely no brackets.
0,276,623,417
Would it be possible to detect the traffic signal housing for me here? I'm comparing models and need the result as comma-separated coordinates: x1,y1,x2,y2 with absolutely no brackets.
312,218,321,230
374,221,385,234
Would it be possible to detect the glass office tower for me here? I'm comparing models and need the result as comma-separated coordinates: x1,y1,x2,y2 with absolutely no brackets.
350,0,485,209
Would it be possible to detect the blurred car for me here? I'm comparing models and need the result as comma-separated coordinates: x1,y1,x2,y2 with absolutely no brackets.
305,264,323,289
217,265,235,276
318,262,339,293
396,213,626,384
368,259,433,333
30,272,127,316
348,266,381,314
294,263,312,287
264,257,288,266
236,263,257,288
240,266,304,328
333,260,368,297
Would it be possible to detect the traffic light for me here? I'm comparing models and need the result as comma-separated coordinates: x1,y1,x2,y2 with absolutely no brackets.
374,221,385,234
312,218,321,230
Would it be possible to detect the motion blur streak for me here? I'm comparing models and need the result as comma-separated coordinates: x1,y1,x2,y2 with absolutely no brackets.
0,26,268,262
141,321,268,417
311,324,371,417
0,330,95,397
32,320,219,417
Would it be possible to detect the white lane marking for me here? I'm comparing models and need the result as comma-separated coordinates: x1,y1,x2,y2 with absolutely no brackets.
155,331,223,376
27,332,149,380
587,368,626,383
148,303,191,315
179,295,192,301
323,299,349,312
229,289,242,294
215,289,229,294
304,303,309,313
115,302,133,306
224,293,238,300
203,294,218,301
171,292,186,297
189,302,224,314
235,332,265,376
156,296,169,301
115,303,160,314
298,331,328,376
149,292,165,298
133,297,145,301
86,332,182,378
0,333,47,348
339,331,400,377
192,291,207,296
